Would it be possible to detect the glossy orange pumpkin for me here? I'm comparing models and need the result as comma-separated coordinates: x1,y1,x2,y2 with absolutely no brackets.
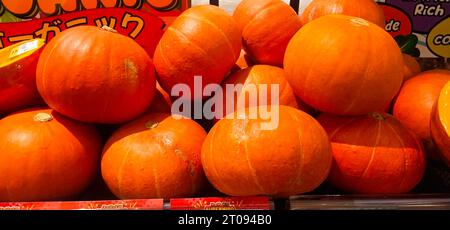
36,26,156,124
0,109,101,201
393,70,450,154
402,54,421,81
101,113,207,199
431,81,450,167
284,15,403,115
0,39,45,115
318,113,426,194
202,105,332,197
301,0,385,28
215,65,313,119
233,0,302,66
154,5,241,100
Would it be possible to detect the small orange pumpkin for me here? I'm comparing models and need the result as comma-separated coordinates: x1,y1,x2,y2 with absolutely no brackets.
101,113,207,199
301,0,386,28
284,15,403,115
0,108,101,201
233,0,302,66
202,105,332,197
36,26,156,124
431,81,450,167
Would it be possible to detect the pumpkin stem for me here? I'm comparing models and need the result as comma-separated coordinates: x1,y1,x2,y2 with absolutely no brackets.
34,113,53,122
145,121,159,129
371,112,386,121
101,26,117,33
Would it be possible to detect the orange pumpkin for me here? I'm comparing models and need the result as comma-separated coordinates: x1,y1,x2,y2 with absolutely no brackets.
431,81,450,167
215,65,313,120
393,70,450,154
318,113,426,194
402,54,421,81
233,0,302,66
0,108,101,201
230,49,254,74
36,26,156,124
284,15,403,116
0,39,45,115
301,0,385,28
202,106,332,197
101,113,207,199
154,5,241,100
147,82,172,113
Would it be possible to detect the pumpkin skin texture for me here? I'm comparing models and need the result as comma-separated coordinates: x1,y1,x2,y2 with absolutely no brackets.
0,109,101,201
101,113,207,199
402,54,421,82
216,65,313,119
300,0,386,28
393,70,450,155
431,81,450,167
36,26,156,124
154,5,241,100
233,0,302,66
202,106,332,197
317,113,426,194
284,15,403,116
0,39,45,115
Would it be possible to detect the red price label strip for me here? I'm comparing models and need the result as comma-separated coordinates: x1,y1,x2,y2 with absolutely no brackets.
170,197,272,210
0,199,164,210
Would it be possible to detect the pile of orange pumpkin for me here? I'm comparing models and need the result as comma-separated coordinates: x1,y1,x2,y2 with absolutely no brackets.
0,0,450,202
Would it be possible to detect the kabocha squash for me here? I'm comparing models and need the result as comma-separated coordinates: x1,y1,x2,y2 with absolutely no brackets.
393,70,450,154
284,15,403,116
101,113,207,199
431,81,450,167
216,65,312,119
402,54,422,81
233,0,302,66
318,113,426,194
202,106,332,197
301,0,385,28
154,5,241,100
0,109,101,201
0,39,45,115
36,26,156,124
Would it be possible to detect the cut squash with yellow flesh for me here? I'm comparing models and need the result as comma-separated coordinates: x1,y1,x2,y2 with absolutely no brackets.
431,80,450,167
0,39,45,114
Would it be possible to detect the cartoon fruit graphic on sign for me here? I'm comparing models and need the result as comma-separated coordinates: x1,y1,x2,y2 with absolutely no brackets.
36,26,156,124
284,15,403,116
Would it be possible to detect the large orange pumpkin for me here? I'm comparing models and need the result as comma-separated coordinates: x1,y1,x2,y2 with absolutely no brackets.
36,26,156,124
233,0,302,66
431,81,450,167
215,65,313,120
101,113,207,199
0,108,101,201
317,113,426,194
402,54,422,82
154,5,241,100
202,105,332,197
300,0,386,28
0,39,45,115
393,70,450,154
284,15,403,116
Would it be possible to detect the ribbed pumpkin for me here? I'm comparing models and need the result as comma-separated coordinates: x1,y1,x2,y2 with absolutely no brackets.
101,113,207,199
0,39,45,115
0,109,101,201
233,0,302,66
284,15,403,115
301,0,386,28
202,106,332,197
318,113,426,194
215,65,312,119
431,81,450,167
154,5,241,100
402,54,421,81
393,70,450,154
36,26,156,124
